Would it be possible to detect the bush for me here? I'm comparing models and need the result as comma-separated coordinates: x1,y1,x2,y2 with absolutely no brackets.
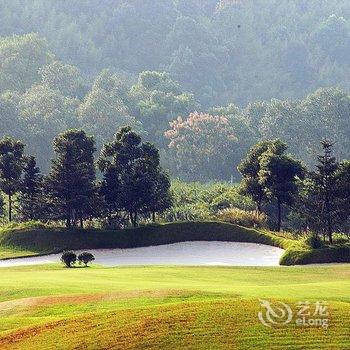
216,208,267,228
78,252,95,266
61,251,77,267
304,234,324,249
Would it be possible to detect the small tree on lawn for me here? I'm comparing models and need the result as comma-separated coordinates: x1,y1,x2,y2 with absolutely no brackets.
0,137,25,221
78,252,95,266
61,251,77,268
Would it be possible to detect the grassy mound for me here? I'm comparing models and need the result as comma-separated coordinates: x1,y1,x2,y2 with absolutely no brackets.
280,244,350,265
0,221,349,265
0,264,349,349
0,221,289,257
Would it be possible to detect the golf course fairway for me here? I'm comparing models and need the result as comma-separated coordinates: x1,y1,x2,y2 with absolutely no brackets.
0,264,349,349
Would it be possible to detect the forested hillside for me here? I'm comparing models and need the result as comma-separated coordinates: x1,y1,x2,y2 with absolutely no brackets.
0,0,349,180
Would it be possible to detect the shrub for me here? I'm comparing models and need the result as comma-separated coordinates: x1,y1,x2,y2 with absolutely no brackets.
78,252,95,266
216,208,267,228
61,251,77,268
304,234,324,249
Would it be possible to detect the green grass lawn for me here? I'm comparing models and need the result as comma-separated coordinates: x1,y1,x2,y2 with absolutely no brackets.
0,264,349,349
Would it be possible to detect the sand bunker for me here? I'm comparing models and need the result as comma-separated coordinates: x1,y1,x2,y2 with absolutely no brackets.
0,241,284,267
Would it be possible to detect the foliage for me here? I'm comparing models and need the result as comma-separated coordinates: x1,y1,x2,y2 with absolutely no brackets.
98,127,171,226
304,234,325,249
46,129,96,227
216,208,267,228
0,136,26,221
60,251,77,268
39,60,85,98
238,140,275,213
0,193,4,221
258,140,305,231
0,33,51,92
165,112,238,181
162,180,254,222
130,71,199,146
18,156,45,221
77,70,138,148
77,252,95,266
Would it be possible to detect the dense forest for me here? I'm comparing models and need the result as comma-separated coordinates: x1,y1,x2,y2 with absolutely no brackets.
0,0,349,181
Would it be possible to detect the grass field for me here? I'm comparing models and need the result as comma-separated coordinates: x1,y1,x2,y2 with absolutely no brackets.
0,263,349,349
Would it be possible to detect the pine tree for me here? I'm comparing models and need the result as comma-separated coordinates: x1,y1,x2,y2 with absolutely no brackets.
18,156,44,221
310,140,339,243
0,136,25,221
46,130,96,228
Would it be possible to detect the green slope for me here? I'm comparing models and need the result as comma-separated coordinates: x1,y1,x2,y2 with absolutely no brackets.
0,264,349,349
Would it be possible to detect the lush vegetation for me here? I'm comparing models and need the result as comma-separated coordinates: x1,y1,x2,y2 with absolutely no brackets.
0,129,349,265
0,2,350,181
0,128,171,228
0,263,349,349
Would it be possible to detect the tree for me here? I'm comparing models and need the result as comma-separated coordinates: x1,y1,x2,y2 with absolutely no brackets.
238,140,276,213
336,160,350,233
0,193,5,221
61,251,77,268
0,33,51,92
78,70,138,148
18,156,44,221
19,84,80,170
0,137,25,221
0,91,23,140
259,140,305,231
130,71,199,145
39,60,86,98
165,112,237,181
78,252,95,266
46,130,96,228
98,127,170,226
144,168,172,222
309,140,339,243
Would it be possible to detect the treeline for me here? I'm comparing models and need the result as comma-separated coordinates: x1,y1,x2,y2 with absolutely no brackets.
0,0,349,106
238,140,350,243
0,33,350,182
0,128,171,228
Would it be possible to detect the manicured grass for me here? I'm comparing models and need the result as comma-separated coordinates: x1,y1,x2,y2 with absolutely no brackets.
0,264,349,349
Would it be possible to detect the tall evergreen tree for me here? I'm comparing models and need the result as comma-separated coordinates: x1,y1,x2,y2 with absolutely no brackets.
0,136,25,221
18,156,44,221
310,140,339,243
46,130,96,228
